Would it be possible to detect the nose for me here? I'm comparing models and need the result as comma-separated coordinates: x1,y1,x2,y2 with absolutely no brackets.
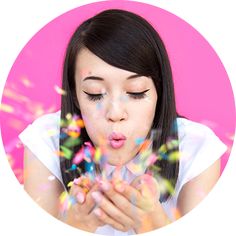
105,99,128,123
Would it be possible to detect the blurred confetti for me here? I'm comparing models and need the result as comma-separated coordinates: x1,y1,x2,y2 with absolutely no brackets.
54,85,67,96
0,103,14,113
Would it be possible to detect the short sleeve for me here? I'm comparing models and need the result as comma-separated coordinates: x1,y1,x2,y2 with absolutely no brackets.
18,111,64,186
177,118,227,193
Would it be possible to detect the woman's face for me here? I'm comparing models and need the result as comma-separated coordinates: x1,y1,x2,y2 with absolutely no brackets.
75,48,158,166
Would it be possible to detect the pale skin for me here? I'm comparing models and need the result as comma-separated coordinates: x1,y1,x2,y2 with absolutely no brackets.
24,48,221,233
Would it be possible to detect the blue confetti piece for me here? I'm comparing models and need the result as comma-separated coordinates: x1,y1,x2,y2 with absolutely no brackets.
135,137,145,145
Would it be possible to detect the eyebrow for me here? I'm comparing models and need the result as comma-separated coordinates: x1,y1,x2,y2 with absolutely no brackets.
82,74,144,82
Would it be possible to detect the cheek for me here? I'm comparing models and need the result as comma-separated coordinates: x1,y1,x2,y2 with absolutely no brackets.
134,96,157,120
79,99,105,144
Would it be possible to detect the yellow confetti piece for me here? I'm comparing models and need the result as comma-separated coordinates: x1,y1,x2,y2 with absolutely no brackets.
20,76,34,88
158,144,167,153
54,85,67,95
0,103,14,113
94,147,101,163
44,128,57,137
59,191,68,203
168,151,181,162
3,88,30,103
66,113,72,120
67,181,73,188
163,179,175,195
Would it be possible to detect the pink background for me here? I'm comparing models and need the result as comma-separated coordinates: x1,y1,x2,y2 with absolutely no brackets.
0,0,235,183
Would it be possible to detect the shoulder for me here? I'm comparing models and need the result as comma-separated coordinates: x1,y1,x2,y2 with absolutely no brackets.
31,110,61,132
177,118,226,153
25,110,61,147
176,117,227,187
19,110,64,185
177,117,216,141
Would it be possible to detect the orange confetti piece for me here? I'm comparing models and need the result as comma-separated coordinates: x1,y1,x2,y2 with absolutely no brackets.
67,130,80,138
140,140,151,152
77,119,85,128
172,207,182,220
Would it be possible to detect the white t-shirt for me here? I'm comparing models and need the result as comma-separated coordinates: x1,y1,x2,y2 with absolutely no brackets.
19,110,227,235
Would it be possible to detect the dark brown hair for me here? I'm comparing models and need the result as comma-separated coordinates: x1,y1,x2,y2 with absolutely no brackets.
60,9,179,202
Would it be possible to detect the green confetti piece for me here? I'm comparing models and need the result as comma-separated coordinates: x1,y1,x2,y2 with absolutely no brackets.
63,137,81,148
61,146,73,160
163,179,175,195
168,151,180,162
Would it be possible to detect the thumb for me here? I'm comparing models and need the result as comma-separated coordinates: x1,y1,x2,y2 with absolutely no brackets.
131,174,160,200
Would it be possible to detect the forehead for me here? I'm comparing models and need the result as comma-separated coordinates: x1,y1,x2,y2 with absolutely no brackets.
75,48,139,79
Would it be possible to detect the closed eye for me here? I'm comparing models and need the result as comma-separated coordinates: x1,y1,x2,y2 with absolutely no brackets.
127,89,150,99
83,89,150,101
83,91,105,101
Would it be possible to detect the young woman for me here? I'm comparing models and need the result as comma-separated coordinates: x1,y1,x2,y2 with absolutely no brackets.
19,9,227,235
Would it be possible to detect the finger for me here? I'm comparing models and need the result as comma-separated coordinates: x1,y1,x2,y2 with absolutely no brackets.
92,207,128,232
112,180,145,209
99,180,142,218
72,176,92,193
69,180,99,214
131,174,160,200
69,184,86,204
85,183,101,214
91,191,135,229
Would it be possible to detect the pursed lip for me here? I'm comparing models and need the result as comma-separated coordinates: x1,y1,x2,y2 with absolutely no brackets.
108,132,127,141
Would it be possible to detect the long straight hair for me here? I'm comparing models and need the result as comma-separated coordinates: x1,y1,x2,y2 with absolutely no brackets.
60,9,179,202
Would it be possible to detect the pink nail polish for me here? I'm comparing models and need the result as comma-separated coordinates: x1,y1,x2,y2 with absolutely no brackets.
91,191,102,203
99,180,110,191
93,208,102,217
76,192,85,203
73,178,80,185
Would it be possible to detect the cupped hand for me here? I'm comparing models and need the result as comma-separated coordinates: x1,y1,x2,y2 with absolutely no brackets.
62,176,104,233
92,175,169,233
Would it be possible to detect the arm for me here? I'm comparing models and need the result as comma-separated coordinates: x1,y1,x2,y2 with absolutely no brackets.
23,146,106,232
23,146,64,218
177,159,221,215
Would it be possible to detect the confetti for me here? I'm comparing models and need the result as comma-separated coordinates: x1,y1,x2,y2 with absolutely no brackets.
3,88,30,103
0,103,14,113
172,208,181,220
60,146,73,160
54,85,67,95
135,137,145,145
20,76,34,88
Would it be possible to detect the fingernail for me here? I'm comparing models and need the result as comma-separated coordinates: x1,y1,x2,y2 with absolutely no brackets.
93,208,102,217
115,182,125,192
76,192,85,203
99,180,110,191
136,183,142,190
73,178,80,185
91,191,102,203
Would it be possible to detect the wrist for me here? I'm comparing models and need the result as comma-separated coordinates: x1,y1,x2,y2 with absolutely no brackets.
134,203,171,234
58,209,97,233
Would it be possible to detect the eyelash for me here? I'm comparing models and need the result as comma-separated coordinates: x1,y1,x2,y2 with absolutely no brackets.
83,89,149,101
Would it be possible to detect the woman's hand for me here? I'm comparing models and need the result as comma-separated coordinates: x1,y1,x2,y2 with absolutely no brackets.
61,177,104,233
129,174,171,233
92,174,171,233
